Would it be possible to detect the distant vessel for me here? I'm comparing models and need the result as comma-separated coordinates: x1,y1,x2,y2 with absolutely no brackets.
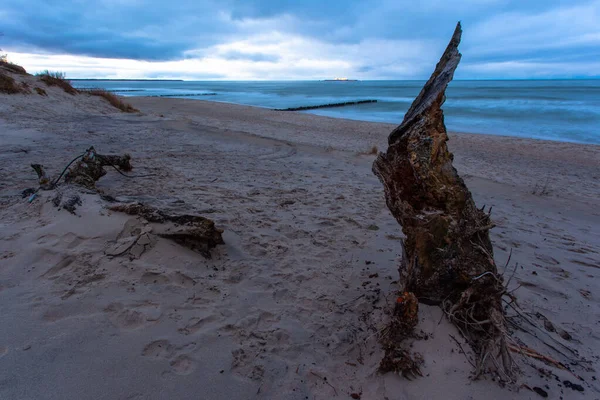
323,77,359,82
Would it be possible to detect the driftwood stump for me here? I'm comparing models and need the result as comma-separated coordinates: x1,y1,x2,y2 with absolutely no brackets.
373,22,515,381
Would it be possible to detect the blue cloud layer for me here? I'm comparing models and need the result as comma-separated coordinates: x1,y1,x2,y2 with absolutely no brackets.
2,0,599,78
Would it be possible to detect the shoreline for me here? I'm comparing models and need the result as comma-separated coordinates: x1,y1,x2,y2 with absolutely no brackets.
69,78,600,146
131,95,600,148
132,95,600,146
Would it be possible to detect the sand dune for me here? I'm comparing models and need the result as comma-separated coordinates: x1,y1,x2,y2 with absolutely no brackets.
1,72,599,399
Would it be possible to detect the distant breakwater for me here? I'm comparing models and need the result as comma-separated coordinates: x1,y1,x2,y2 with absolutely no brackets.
150,93,218,97
276,99,377,112
80,88,146,92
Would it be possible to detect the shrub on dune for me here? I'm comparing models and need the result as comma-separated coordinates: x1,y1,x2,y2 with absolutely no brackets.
84,89,139,113
37,70,78,95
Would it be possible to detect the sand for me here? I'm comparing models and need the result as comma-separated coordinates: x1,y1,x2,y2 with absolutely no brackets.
1,71,599,400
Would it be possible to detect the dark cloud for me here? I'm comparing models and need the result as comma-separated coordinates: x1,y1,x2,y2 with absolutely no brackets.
1,0,233,59
1,0,598,78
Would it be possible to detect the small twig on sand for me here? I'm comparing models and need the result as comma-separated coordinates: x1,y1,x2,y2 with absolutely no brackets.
508,344,566,370
501,249,513,276
339,294,365,307
504,262,519,290
210,177,219,183
310,371,338,396
449,334,475,368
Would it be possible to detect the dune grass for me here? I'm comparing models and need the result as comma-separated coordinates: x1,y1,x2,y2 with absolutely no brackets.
0,60,27,75
37,70,78,95
0,71,26,94
84,89,139,112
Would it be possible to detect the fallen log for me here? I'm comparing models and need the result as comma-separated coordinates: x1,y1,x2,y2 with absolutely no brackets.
109,202,224,258
372,22,515,381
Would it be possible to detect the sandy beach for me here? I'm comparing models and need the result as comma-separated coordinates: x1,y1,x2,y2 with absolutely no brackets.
1,71,599,400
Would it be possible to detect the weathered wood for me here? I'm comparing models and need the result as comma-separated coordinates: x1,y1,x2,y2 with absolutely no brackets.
275,99,377,112
31,163,50,187
109,202,224,258
64,147,132,188
373,22,515,381
97,153,132,171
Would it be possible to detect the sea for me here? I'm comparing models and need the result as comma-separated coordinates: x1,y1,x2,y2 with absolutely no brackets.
72,80,600,145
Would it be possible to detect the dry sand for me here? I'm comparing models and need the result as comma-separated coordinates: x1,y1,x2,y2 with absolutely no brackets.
1,71,599,400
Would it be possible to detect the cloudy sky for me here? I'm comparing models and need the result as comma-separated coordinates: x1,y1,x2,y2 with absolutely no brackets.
1,0,599,80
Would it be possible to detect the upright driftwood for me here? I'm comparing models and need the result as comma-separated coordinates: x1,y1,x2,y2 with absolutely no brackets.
373,23,515,380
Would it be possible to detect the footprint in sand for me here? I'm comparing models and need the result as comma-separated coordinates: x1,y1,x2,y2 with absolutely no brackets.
42,307,72,322
142,340,175,359
178,315,218,335
169,355,196,375
142,339,197,375
63,233,85,249
140,272,170,285
105,302,161,330
171,272,196,288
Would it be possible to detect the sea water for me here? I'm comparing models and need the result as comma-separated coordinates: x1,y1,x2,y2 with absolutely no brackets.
72,80,600,144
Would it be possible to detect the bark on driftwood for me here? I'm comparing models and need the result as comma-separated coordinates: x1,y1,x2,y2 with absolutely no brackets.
65,147,132,188
373,23,515,381
109,202,224,258
31,163,51,189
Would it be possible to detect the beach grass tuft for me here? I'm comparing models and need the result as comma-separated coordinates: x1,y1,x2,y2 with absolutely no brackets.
0,60,28,75
0,71,27,94
37,70,78,95
84,89,139,113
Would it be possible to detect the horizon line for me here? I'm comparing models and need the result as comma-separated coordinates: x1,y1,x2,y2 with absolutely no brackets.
69,77,600,82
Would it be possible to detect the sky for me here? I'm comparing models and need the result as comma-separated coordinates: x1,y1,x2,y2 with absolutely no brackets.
1,0,599,80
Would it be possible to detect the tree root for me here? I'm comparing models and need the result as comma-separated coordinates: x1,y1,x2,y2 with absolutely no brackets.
442,275,517,381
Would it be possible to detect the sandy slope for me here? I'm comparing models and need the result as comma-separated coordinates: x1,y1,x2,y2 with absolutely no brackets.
1,72,599,400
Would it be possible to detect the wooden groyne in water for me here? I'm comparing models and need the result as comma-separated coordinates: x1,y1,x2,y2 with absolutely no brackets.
275,99,377,112
151,93,218,97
